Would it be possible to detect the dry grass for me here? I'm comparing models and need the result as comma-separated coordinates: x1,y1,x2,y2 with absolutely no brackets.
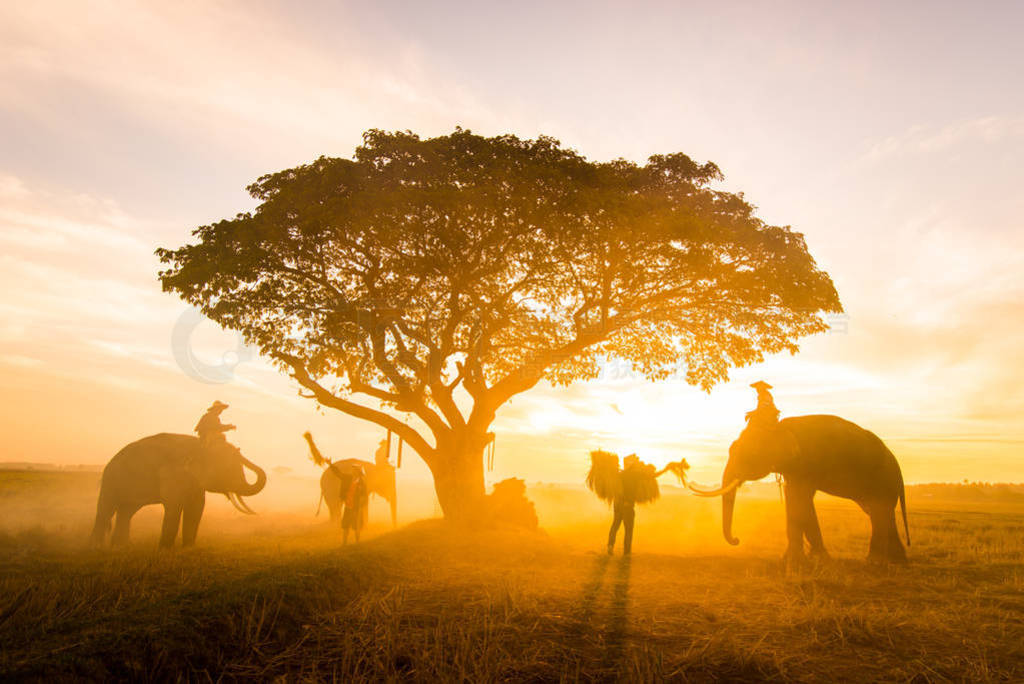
1,471,1023,681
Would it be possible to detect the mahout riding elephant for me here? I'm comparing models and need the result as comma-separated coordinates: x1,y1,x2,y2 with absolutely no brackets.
693,414,910,564
90,433,267,548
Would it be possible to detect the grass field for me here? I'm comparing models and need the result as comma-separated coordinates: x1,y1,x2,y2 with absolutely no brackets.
1,470,1023,681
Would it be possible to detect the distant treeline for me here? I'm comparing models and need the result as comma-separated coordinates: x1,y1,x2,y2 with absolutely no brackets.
910,482,1024,502
0,463,102,472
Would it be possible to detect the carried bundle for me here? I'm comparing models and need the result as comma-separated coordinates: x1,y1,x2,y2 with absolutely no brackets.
664,459,689,485
586,450,622,504
625,458,661,505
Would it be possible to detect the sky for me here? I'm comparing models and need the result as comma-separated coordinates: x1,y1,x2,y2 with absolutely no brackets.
1,0,1022,489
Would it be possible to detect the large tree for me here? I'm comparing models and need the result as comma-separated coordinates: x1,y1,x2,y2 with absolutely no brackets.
158,129,841,520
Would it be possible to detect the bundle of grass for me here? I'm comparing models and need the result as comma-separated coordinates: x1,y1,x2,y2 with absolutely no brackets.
626,456,663,505
586,450,623,504
664,459,690,485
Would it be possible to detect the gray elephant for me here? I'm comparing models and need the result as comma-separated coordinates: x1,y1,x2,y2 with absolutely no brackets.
90,433,267,548
693,415,910,564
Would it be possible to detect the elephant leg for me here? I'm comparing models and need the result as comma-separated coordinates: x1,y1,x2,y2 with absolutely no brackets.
866,502,894,563
878,504,907,563
390,496,397,527
327,496,341,524
181,491,206,547
159,502,184,549
804,496,829,559
111,504,142,546
783,483,809,567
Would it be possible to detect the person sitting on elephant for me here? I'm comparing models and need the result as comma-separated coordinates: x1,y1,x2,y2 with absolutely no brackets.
194,400,236,448
745,380,780,427
374,438,390,467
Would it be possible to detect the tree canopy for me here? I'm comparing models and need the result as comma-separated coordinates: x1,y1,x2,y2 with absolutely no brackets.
157,128,841,518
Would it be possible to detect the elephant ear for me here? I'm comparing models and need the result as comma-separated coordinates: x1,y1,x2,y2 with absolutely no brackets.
774,428,802,469
184,441,215,488
187,440,239,490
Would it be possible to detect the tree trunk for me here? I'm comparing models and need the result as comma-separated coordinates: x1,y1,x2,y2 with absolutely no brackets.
429,442,487,523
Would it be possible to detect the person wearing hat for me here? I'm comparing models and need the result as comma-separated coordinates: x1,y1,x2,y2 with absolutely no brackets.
745,381,780,426
194,400,236,448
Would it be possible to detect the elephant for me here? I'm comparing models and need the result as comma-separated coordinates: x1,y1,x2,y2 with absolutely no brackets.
693,414,910,564
305,432,396,526
90,433,267,548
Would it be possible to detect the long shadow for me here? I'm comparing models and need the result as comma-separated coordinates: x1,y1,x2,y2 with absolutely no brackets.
569,554,634,677
574,554,611,630
600,556,632,673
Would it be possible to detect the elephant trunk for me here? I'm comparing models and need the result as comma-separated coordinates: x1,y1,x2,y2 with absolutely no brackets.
235,456,267,497
721,463,741,546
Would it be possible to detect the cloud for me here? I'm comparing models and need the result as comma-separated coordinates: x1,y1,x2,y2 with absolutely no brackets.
864,116,1024,161
0,2,498,166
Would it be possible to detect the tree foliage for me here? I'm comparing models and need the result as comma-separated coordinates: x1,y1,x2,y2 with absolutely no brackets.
157,128,841,515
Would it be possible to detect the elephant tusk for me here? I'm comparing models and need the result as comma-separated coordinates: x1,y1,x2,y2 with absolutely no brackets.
227,492,256,515
687,479,741,497
236,495,257,515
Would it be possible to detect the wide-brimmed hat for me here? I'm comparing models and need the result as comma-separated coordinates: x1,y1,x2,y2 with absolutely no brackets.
208,400,229,411
750,381,773,391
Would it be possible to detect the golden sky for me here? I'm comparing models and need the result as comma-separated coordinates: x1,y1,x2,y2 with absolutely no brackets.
1,1,1022,485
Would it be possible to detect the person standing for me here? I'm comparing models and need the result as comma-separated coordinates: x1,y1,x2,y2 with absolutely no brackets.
342,466,369,544
587,451,688,555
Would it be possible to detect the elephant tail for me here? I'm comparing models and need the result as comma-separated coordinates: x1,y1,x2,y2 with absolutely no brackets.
898,467,910,546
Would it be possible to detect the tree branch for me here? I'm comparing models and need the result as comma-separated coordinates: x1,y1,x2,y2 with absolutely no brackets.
274,353,437,463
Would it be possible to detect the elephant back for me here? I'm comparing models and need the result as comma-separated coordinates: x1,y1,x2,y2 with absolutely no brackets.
779,415,902,498
105,434,199,476
100,433,203,504
110,433,202,466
